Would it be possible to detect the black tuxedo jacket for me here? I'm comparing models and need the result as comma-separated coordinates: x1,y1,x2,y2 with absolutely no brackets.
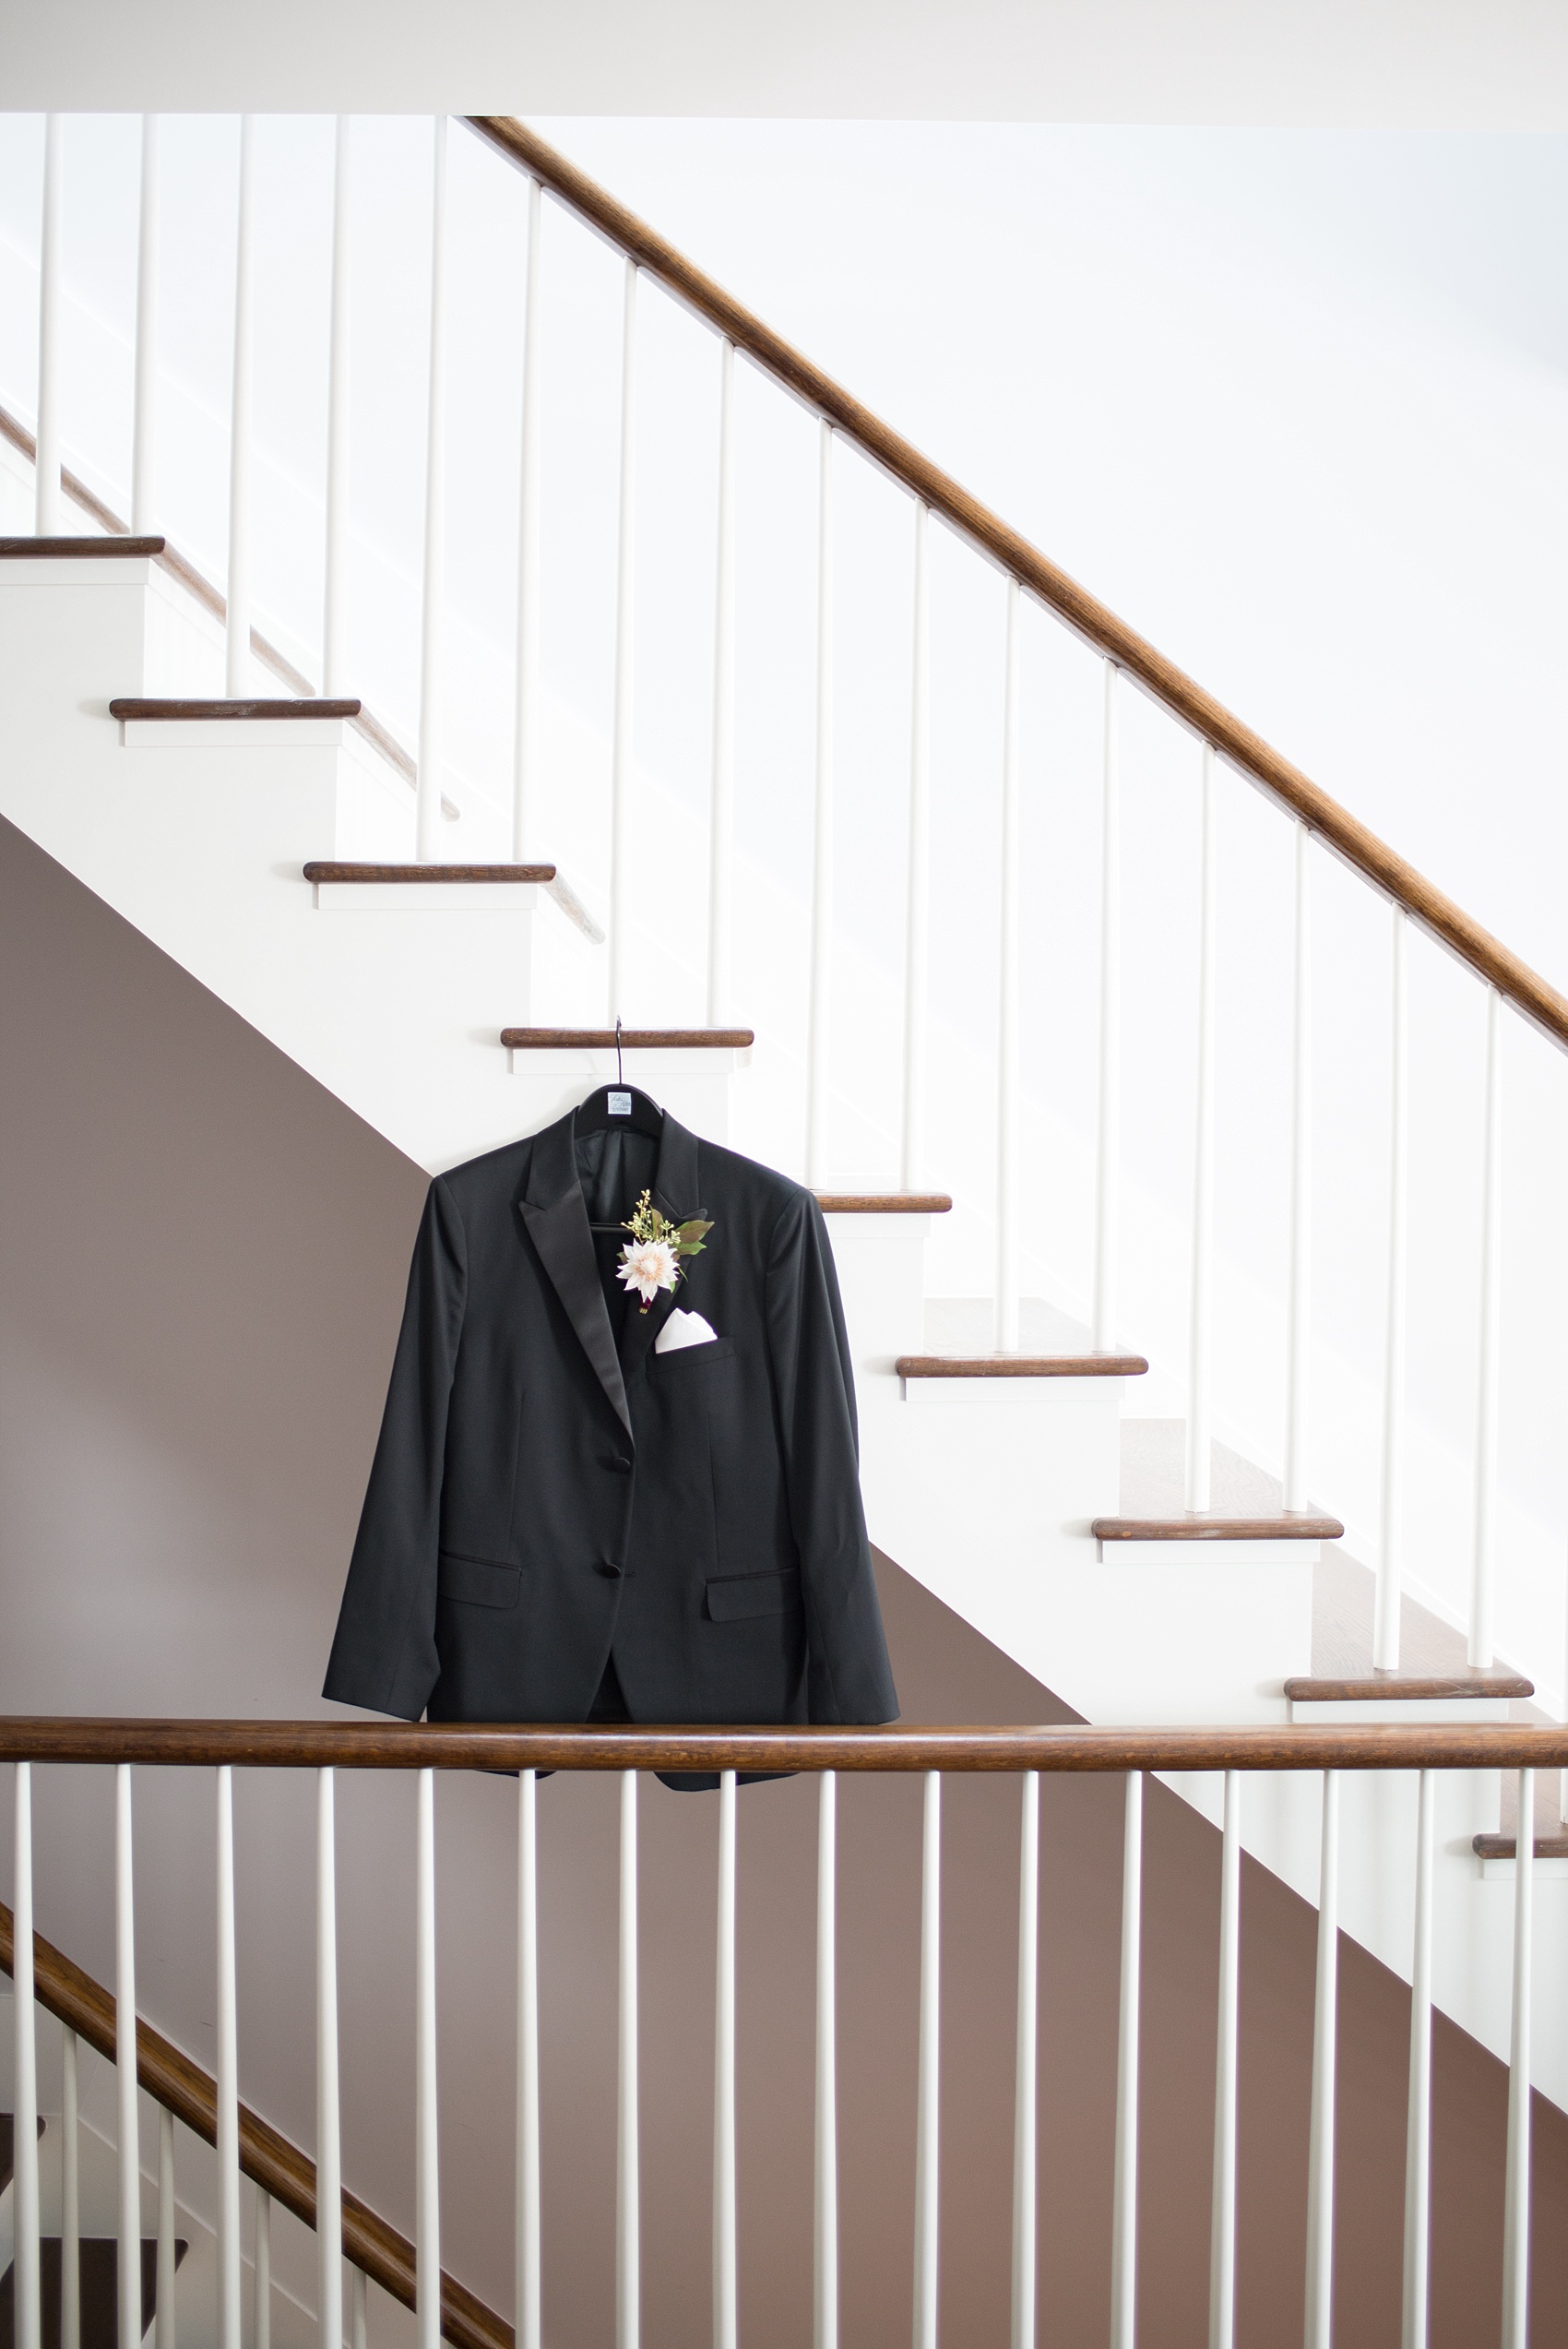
323,1107,898,1733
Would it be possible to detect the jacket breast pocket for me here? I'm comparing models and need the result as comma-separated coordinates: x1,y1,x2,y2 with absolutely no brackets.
653,1337,736,1376
707,1568,802,1622
438,1553,521,1610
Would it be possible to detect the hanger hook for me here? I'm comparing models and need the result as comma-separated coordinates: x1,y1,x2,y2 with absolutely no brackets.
616,1016,624,1089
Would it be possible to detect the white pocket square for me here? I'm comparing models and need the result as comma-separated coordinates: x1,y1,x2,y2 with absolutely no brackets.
655,1307,719,1354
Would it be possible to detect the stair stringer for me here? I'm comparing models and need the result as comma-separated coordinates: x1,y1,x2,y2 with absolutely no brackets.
825,1218,1568,2120
2,551,1563,2132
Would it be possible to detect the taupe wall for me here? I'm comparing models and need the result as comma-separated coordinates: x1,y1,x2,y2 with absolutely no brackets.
0,813,1562,2344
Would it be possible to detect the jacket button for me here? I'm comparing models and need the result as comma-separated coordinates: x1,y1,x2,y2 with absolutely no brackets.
601,1455,633,1476
594,1560,624,1580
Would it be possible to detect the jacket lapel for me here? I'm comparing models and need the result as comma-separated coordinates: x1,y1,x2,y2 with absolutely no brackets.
518,1111,632,1440
619,1113,705,1388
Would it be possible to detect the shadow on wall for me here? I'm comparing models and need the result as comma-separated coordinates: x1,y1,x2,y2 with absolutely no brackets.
0,813,1562,2347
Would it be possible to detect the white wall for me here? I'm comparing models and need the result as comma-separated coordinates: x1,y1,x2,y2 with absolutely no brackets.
548,119,1568,992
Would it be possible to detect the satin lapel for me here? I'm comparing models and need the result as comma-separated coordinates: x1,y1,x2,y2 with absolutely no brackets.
621,1113,707,1387
518,1115,632,1440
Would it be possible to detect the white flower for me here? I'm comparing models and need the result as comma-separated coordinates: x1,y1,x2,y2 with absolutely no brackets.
618,1236,680,1305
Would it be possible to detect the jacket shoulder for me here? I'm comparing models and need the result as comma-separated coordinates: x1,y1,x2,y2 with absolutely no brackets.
693,1138,814,1221
427,1133,536,1211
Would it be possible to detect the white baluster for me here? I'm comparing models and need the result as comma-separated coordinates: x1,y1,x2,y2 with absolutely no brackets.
1093,663,1122,1354
225,116,255,697
14,1763,39,2349
512,177,543,863
156,2106,176,2349
1303,1771,1339,2349
913,1772,942,2349
253,2190,271,2349
1375,908,1409,1670
62,2026,80,2349
713,1769,738,2349
35,116,63,535
116,1764,140,2349
132,117,160,536
618,1769,640,2349
216,1769,241,2349
322,115,352,697
814,1771,838,2349
1010,1773,1039,2349
1470,986,1504,1668
1501,1767,1533,2349
517,1770,540,2349
995,582,1021,1354
607,259,638,1011
318,1771,342,2349
1402,1771,1434,2349
1185,745,1218,1510
1110,1772,1141,2349
900,503,931,1194
1208,1772,1240,2349
416,1770,440,2349
706,340,736,1026
416,118,449,861
804,421,835,1186
1284,821,1313,1512
351,2266,367,2349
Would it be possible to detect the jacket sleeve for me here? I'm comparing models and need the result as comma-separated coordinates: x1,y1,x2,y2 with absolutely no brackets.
765,1189,899,1724
323,1177,468,1717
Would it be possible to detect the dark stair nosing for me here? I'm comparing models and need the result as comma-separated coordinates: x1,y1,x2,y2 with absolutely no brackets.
501,1027,754,1050
816,1193,953,1214
1287,1672,1534,1702
1093,1513,1344,1541
898,1353,1148,1378
1474,1832,1568,1861
110,698,362,722
304,863,557,885
0,538,166,560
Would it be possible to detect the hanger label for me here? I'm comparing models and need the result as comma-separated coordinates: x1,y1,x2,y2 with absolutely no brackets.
608,1091,633,1116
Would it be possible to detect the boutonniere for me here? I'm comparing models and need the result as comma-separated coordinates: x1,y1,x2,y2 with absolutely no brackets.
616,1189,714,1313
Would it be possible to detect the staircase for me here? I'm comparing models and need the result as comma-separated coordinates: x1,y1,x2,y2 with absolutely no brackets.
0,2111,183,2349
2,105,1566,2343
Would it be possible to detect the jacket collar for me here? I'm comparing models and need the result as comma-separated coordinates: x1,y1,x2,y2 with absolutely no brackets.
517,1104,704,1437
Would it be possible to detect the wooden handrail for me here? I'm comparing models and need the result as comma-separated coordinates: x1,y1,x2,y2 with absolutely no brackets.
468,115,1568,1055
0,1717,1564,1771
0,1900,509,2349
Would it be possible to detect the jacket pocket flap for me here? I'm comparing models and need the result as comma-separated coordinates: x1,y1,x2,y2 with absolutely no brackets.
706,1569,802,1623
438,1554,521,1610
651,1336,736,1375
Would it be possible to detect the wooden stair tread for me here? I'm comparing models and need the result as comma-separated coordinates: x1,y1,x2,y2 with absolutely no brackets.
501,1027,754,1049
898,1353,1149,1378
1474,1832,1568,1859
1,536,166,558
1094,1513,1344,1540
111,697,362,721
1287,1671,1534,1701
304,862,556,884
816,1193,952,1214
